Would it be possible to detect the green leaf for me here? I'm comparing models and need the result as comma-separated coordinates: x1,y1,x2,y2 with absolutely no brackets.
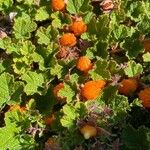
61,104,78,129
0,109,36,150
59,83,75,103
20,41,35,55
89,58,111,80
60,115,75,129
0,73,24,108
0,123,21,150
21,71,44,95
66,0,92,14
69,73,79,84
143,52,150,62
8,81,24,105
11,41,45,74
137,16,150,34
35,6,50,21
0,0,13,11
83,11,94,24
122,38,144,59
50,60,63,79
13,14,37,39
88,15,110,41
0,38,12,52
124,60,143,77
96,41,109,59
36,25,58,45
16,0,39,5
63,105,77,120
74,101,87,118
51,12,62,28
0,110,22,150
122,125,150,150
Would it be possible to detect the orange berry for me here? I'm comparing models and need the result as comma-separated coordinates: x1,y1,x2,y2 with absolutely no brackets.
76,56,93,73
44,114,55,125
53,83,65,101
45,137,60,150
10,105,26,112
81,80,106,100
59,33,77,47
118,79,138,96
142,39,150,52
80,125,97,139
69,20,87,36
139,88,150,108
51,0,65,11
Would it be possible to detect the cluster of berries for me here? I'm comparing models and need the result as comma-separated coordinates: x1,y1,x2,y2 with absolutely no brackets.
118,78,150,108
49,0,150,140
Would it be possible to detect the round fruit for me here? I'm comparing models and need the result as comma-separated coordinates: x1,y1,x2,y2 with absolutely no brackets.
80,125,97,139
53,83,65,101
139,87,150,108
59,33,77,47
44,114,55,125
45,137,60,150
142,39,150,52
69,20,87,36
51,0,65,11
118,79,138,96
76,56,93,73
81,80,106,100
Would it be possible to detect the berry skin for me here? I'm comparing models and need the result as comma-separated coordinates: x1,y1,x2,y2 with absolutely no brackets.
44,114,55,125
139,88,150,108
69,20,87,36
53,83,65,101
118,79,138,96
80,125,97,139
142,39,150,52
51,0,65,11
59,33,77,47
81,80,106,100
76,56,93,73
45,137,60,150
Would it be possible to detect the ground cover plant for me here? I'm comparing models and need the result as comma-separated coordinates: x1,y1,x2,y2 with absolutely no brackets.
0,0,150,149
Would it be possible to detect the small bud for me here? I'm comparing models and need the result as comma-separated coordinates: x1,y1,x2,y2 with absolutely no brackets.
100,0,114,13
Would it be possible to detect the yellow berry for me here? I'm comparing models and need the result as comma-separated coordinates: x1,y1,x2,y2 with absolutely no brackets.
80,125,97,139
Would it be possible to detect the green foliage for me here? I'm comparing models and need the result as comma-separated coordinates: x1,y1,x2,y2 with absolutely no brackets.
0,0,150,149
0,73,24,108
36,25,58,45
59,83,76,103
35,6,50,21
121,125,150,150
13,14,37,39
124,60,143,77
143,52,150,62
89,58,111,80
0,110,36,150
66,0,92,14
21,71,44,95
0,0,13,12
